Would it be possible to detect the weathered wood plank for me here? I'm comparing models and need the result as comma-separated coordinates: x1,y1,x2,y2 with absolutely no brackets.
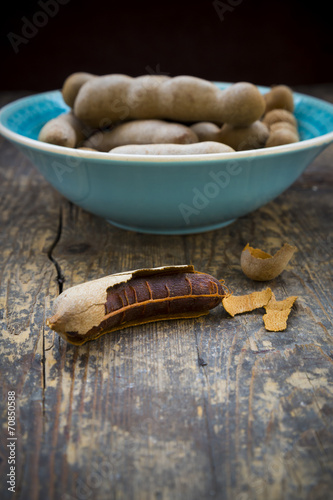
1,88,333,500
41,204,221,500
0,106,60,500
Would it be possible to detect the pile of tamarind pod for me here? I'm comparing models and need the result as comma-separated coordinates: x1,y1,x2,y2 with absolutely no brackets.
38,72,300,155
261,86,299,147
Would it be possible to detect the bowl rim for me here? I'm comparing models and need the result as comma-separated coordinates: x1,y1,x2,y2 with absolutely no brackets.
1,86,333,164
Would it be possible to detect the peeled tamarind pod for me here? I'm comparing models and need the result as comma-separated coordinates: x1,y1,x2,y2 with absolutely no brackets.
262,109,297,128
84,119,199,152
62,72,97,108
264,85,294,113
74,74,266,128
108,141,235,155
46,265,228,345
38,111,89,148
190,121,269,150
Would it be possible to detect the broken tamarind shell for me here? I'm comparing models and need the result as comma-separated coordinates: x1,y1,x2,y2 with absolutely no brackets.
222,288,297,331
240,243,297,281
263,292,298,331
222,288,272,317
46,265,228,345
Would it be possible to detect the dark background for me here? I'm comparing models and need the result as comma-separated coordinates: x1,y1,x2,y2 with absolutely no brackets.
1,0,332,91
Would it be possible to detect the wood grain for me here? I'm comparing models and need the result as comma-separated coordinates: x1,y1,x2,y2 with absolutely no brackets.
0,88,333,500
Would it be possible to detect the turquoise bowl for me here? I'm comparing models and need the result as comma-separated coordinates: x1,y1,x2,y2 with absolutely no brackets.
1,83,333,234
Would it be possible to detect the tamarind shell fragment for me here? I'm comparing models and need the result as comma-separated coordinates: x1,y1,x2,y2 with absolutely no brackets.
46,265,227,345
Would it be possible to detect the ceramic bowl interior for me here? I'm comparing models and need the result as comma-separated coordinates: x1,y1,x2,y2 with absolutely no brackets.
1,83,333,234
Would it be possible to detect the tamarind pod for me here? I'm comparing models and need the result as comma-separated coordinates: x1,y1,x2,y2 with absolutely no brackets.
190,121,269,150
262,109,297,128
74,74,133,127
211,81,266,127
74,75,265,128
38,111,89,148
262,105,299,148
192,121,269,151
84,119,198,152
218,121,269,151
126,75,171,118
265,126,299,148
62,72,97,108
46,265,227,345
264,85,294,113
76,146,99,151
155,76,225,123
108,141,235,155
269,122,298,134
190,122,221,142
158,79,265,125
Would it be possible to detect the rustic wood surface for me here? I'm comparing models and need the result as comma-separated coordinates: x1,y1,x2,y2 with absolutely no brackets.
0,86,333,500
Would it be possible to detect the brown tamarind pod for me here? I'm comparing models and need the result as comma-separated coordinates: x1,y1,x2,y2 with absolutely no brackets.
84,119,199,152
74,75,265,128
126,75,172,117
262,109,297,128
269,121,298,134
38,111,90,148
76,146,99,151
217,121,269,150
190,122,221,142
264,85,294,113
46,265,228,345
108,142,235,155
190,121,269,150
62,72,97,108
265,125,299,147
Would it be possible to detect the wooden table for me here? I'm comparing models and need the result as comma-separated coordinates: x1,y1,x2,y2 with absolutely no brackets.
1,86,333,500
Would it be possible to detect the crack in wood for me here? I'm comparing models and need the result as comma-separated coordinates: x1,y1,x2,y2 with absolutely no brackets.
42,323,46,418
195,331,208,369
47,207,65,295
193,330,219,494
198,356,208,367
